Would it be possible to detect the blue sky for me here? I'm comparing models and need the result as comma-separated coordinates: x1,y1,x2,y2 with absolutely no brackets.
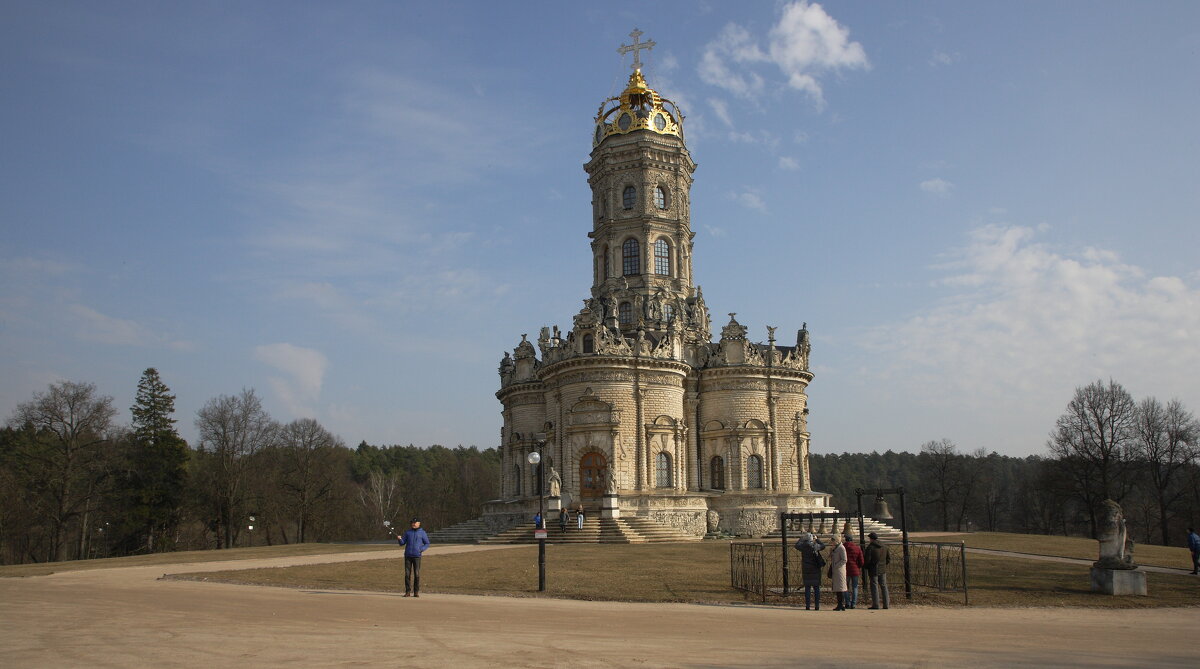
3,1,1198,457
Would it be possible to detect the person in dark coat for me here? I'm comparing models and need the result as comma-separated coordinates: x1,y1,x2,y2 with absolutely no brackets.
559,508,569,533
796,532,826,610
863,531,890,609
397,518,431,597
842,534,865,609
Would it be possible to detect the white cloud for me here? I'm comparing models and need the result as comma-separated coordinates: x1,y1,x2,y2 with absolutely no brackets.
254,343,329,417
709,98,734,128
728,189,768,212
779,156,799,170
862,224,1200,422
700,1,868,106
920,178,953,195
68,304,193,350
704,224,727,237
698,24,768,98
930,50,956,66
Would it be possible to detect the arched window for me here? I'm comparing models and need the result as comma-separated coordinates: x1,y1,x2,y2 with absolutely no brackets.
664,303,675,323
582,333,594,354
618,302,632,325
654,239,670,275
623,186,636,209
622,238,640,275
746,455,764,489
710,456,725,490
513,464,522,496
654,185,667,209
602,245,609,279
656,452,672,488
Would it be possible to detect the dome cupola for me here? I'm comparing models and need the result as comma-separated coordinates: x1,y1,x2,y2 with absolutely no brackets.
593,69,684,147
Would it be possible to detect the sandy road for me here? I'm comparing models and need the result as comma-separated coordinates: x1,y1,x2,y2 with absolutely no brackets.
2,544,1197,668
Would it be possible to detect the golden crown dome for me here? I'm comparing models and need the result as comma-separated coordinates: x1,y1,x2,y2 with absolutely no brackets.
593,69,684,147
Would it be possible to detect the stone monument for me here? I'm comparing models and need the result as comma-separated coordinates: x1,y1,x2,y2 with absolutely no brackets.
601,467,620,519
1089,499,1147,596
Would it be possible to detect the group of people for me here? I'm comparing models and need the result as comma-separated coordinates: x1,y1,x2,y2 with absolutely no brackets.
794,531,890,611
535,506,588,532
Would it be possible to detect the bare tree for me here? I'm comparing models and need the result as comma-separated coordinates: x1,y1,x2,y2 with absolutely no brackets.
1133,397,1199,545
1048,379,1137,537
7,381,117,561
918,439,963,532
194,389,276,549
358,469,405,537
275,418,344,543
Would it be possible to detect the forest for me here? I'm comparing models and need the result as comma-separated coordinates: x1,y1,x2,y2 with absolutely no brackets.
2,374,1196,565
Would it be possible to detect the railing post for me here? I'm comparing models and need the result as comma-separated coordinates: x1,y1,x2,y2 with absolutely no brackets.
960,541,969,606
937,543,944,590
760,543,767,603
781,513,790,596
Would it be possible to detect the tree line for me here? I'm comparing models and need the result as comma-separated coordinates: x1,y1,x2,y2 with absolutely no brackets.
3,373,1195,564
0,370,498,565
813,379,1200,546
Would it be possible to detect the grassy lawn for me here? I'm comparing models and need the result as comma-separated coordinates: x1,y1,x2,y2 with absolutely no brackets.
171,539,1200,609
0,543,395,578
923,531,1195,570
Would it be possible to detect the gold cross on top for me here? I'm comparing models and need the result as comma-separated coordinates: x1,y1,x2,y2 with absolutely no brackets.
617,28,656,71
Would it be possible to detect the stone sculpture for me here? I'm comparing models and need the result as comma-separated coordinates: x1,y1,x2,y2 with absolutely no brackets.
548,467,561,498
1094,499,1136,569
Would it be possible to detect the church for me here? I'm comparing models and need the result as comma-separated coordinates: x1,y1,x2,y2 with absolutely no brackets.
484,35,833,538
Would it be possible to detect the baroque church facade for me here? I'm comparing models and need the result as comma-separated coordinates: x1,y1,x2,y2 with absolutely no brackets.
485,50,833,537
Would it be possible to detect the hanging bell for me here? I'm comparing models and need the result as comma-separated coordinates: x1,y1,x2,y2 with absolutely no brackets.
873,494,893,520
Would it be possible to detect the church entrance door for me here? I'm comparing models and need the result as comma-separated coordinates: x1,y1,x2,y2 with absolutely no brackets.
579,452,607,498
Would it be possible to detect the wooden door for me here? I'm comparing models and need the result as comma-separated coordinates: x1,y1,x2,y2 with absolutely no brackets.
579,452,607,498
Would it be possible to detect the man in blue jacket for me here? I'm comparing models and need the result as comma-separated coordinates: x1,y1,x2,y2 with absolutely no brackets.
1188,527,1200,575
397,517,431,597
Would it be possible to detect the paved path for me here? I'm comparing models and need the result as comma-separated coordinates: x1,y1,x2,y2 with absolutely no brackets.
2,544,1198,668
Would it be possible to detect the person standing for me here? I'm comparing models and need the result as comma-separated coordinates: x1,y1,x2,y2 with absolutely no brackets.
842,533,865,609
864,531,890,609
796,532,826,610
559,508,569,534
576,504,586,531
533,511,543,529
1188,527,1200,575
397,518,430,597
830,535,848,611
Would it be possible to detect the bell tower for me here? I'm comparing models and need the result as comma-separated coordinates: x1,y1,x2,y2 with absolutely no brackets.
584,62,697,337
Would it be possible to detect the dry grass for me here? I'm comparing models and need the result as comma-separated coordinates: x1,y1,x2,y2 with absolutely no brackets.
0,543,395,578
176,543,743,604
172,538,1200,609
922,531,1194,570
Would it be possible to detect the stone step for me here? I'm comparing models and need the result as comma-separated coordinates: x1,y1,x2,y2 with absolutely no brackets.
479,514,700,544
762,517,904,542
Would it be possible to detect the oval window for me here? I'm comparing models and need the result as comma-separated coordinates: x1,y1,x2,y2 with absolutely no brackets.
654,113,666,131
618,113,632,130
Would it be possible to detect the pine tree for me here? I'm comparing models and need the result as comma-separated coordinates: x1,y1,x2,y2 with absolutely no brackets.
122,368,189,553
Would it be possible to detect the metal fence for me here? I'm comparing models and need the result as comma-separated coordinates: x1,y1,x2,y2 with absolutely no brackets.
730,539,969,605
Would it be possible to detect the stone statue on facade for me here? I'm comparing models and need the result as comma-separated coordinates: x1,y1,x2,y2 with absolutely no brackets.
606,467,618,494
706,509,720,533
548,467,561,498
1094,499,1137,569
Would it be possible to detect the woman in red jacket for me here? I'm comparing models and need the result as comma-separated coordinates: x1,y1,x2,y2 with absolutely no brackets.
842,534,865,609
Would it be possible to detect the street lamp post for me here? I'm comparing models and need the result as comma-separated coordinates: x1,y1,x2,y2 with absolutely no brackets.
528,433,547,592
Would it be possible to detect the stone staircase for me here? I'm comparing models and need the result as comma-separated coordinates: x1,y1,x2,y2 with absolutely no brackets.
762,516,904,542
478,515,700,545
426,517,494,544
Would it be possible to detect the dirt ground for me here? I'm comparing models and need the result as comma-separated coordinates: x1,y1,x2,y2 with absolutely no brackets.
2,544,1197,668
